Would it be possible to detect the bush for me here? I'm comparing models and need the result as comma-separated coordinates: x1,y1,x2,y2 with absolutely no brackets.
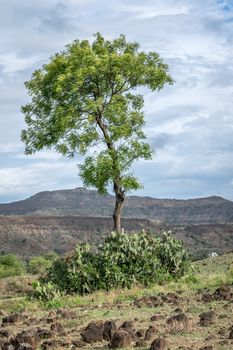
35,231,191,298
32,280,62,302
0,254,26,279
28,252,58,275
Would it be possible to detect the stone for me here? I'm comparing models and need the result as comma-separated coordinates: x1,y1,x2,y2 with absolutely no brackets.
110,330,131,349
135,339,148,347
150,315,164,322
18,344,34,350
145,326,156,341
2,313,22,325
166,313,188,326
199,310,215,326
14,329,40,348
81,320,104,343
120,320,134,331
136,329,146,338
50,322,63,333
150,337,167,350
103,320,117,341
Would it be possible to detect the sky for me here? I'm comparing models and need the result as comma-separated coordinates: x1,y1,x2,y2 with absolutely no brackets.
0,0,233,203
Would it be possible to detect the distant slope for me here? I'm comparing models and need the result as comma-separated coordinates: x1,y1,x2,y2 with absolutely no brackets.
0,188,233,224
0,215,233,258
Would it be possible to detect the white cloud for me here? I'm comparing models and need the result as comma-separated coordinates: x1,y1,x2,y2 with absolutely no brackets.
0,143,22,153
0,0,232,201
0,53,39,74
0,161,82,199
117,1,190,19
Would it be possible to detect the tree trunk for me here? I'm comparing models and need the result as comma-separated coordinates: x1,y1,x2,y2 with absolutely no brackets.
113,182,125,233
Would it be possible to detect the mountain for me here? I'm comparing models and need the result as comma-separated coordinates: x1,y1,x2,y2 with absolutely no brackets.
0,188,233,259
0,187,233,224
0,215,232,259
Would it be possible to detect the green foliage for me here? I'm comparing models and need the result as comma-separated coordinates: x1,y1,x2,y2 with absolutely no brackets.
28,257,52,275
28,251,58,274
35,231,191,298
0,254,26,279
21,33,173,196
156,232,191,278
32,280,62,302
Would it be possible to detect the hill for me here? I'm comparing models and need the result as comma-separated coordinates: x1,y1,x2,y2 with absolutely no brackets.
0,188,233,224
0,215,233,259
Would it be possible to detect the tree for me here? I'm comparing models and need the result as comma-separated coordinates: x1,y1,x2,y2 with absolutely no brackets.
21,33,173,232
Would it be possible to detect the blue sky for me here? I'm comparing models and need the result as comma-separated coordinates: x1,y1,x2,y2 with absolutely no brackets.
0,0,233,203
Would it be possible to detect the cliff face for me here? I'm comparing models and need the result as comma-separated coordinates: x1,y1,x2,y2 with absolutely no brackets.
0,188,232,224
0,188,233,258
0,215,232,259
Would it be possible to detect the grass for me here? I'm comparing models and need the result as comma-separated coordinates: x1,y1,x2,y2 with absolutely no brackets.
0,252,232,314
0,253,232,350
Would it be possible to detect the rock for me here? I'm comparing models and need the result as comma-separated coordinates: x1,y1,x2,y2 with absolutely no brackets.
120,320,134,331
219,340,229,345
81,320,104,343
199,346,213,350
173,308,183,313
50,322,63,333
135,339,148,347
72,339,87,347
46,318,54,324
103,320,117,341
218,327,227,337
2,343,15,350
161,293,183,305
199,310,215,326
202,293,213,303
110,330,131,348
145,326,156,341
166,313,189,327
205,335,216,341
2,313,23,325
18,344,34,350
56,308,76,319
14,329,40,348
0,329,11,338
134,296,160,308
213,285,232,301
150,315,164,322
41,339,65,349
136,329,146,338
37,328,54,339
150,337,167,350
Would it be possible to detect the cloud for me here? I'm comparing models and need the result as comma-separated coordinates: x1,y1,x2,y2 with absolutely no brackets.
0,0,232,202
0,161,82,202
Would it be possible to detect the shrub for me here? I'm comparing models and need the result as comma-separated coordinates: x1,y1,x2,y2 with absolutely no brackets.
35,231,191,298
28,252,58,275
32,280,62,302
28,256,52,274
156,232,191,278
0,254,26,279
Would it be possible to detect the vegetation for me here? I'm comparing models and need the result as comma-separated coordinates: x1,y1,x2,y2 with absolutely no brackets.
0,254,26,279
0,251,58,279
34,231,191,299
21,33,173,232
28,251,58,274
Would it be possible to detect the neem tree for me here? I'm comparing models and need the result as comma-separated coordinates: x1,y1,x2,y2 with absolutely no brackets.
21,33,173,232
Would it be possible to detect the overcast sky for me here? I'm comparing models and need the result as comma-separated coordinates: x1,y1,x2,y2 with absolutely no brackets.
0,0,233,203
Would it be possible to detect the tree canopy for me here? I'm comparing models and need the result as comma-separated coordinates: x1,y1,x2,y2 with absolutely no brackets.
21,33,173,231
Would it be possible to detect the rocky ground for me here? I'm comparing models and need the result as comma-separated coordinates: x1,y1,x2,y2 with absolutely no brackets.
0,253,232,350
